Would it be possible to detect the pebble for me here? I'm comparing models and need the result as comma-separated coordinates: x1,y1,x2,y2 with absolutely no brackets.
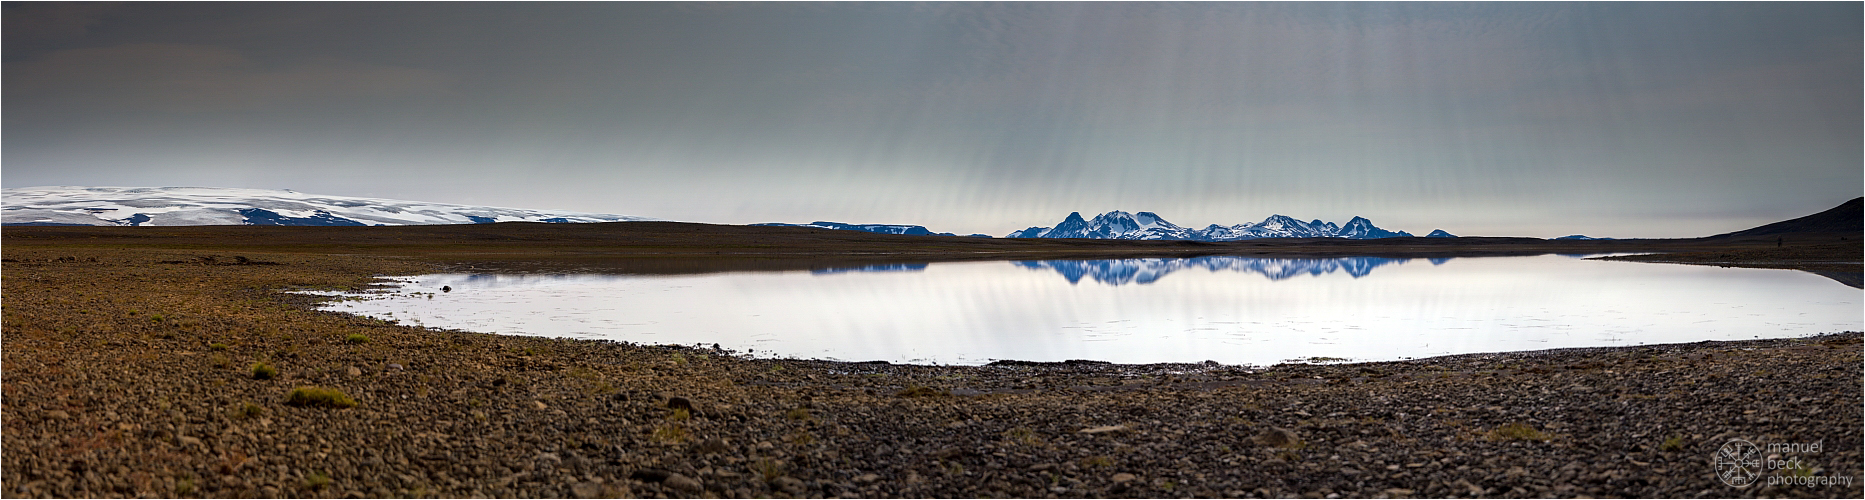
1254,426,1301,448
665,473,703,492
629,469,672,483
773,476,805,495
1111,473,1136,483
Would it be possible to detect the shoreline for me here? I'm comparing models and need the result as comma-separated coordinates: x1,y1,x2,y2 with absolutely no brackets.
3,236,1860,498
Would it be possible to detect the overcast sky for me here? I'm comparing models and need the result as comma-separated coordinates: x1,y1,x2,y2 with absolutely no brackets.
5,2,1859,237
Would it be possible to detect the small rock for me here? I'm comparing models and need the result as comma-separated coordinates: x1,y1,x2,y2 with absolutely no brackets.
387,363,404,370
177,435,202,447
1029,463,1057,472
1253,427,1302,448
934,447,969,460
533,401,549,410
1078,425,1127,434
773,476,806,495
347,366,362,377
1453,479,1484,496
570,482,601,498
1051,486,1069,494
854,474,880,483
1111,473,1137,483
45,410,70,420
665,474,703,492
629,469,672,483
695,438,730,454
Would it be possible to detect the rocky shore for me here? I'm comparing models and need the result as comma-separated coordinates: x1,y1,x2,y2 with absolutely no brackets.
3,246,1860,498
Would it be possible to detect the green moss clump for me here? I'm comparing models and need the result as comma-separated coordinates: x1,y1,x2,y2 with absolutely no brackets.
250,362,277,380
302,471,332,490
1661,435,1685,452
232,401,266,419
895,385,949,398
344,333,370,344
286,387,357,408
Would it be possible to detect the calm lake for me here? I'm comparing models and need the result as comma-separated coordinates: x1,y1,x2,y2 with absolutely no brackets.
316,255,1861,366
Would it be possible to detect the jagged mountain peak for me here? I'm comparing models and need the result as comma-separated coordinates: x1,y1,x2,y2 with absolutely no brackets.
1006,210,1415,241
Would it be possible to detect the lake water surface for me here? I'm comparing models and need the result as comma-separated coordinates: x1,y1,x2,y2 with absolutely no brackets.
317,255,1860,365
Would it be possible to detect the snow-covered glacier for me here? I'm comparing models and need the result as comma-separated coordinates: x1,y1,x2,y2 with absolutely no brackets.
1,186,660,226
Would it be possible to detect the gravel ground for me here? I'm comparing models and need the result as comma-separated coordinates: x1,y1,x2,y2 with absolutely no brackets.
3,247,1860,498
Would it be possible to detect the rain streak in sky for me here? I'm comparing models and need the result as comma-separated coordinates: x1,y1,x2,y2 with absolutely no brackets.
4,2,1859,237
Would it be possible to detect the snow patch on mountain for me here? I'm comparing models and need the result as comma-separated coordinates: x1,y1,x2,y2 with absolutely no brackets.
1,186,660,226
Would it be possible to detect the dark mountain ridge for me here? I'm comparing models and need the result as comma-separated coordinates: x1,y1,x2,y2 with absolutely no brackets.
1711,197,1862,238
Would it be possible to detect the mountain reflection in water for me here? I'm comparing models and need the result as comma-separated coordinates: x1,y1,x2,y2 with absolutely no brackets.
1013,256,1422,285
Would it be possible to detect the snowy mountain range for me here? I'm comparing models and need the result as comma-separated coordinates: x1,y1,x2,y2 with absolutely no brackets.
3,186,1490,240
1016,256,1436,285
1007,210,1425,241
1,186,659,226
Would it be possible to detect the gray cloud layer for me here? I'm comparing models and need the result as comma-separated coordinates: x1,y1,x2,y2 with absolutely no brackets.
5,2,1858,237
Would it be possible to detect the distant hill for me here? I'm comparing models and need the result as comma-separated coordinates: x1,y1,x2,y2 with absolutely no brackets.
751,221,982,237
1,186,659,226
1712,197,1863,238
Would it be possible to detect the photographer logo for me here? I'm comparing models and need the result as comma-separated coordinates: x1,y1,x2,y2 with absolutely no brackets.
1715,439,1762,487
